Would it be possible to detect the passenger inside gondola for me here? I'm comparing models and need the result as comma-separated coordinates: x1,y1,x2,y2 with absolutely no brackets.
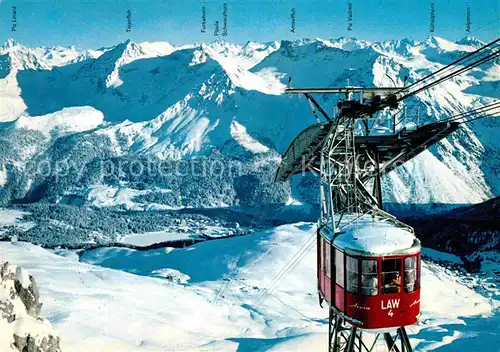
362,275,378,295
391,273,402,293
383,273,401,293
361,260,378,296
404,257,418,292
382,258,401,294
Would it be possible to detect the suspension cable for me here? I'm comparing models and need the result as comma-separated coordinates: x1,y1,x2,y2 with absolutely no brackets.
395,38,500,99
440,102,500,124
397,46,500,101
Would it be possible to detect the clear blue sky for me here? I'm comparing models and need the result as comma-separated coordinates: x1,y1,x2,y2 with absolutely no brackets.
1,0,498,48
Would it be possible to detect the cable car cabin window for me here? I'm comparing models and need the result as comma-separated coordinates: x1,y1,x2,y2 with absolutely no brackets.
335,249,344,288
361,260,378,296
319,238,324,272
382,258,402,294
404,257,417,293
325,242,331,277
346,256,359,293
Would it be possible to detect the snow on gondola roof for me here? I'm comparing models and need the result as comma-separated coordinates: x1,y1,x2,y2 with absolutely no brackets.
321,214,420,256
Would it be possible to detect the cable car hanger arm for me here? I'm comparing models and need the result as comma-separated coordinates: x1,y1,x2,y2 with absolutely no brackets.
304,93,332,121
304,93,332,122
284,87,404,94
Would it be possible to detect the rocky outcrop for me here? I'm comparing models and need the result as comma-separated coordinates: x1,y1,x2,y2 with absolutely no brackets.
0,262,61,352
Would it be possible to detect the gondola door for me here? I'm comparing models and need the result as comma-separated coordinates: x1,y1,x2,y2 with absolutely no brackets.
318,233,325,295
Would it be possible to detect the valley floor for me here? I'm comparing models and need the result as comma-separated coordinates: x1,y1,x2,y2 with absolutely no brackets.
0,223,498,351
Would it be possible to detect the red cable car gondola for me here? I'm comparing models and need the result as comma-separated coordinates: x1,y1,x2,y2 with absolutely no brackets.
275,85,462,351
275,40,496,348
317,214,421,331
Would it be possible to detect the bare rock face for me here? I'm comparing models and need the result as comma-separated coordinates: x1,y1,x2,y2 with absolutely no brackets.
13,334,61,352
0,262,62,352
13,266,42,318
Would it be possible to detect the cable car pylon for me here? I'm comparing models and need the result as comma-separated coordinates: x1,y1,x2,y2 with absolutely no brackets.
278,85,424,352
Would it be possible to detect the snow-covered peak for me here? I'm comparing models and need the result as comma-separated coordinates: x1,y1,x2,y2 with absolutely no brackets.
1,38,19,50
202,39,280,70
208,37,233,49
0,44,50,73
325,36,372,51
33,45,103,67
276,37,377,58
424,35,478,52
0,39,102,71
137,41,176,57
0,38,176,81
242,40,280,51
252,39,379,88
190,44,213,65
91,39,180,87
186,42,284,94
89,40,143,87
371,36,484,59
372,38,419,57
455,35,486,48
275,39,326,59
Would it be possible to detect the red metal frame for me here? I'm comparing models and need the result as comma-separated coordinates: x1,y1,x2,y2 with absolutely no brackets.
317,232,421,330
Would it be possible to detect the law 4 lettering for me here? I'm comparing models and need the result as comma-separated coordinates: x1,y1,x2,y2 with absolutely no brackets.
381,298,400,310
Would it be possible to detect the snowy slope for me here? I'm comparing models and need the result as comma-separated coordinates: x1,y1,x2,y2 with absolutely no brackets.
0,209,36,236
0,223,497,351
9,107,104,136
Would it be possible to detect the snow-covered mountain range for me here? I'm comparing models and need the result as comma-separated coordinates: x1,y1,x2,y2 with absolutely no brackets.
0,36,498,209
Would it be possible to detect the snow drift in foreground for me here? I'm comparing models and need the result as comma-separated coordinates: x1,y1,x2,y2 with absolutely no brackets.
0,262,61,352
1,223,498,351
